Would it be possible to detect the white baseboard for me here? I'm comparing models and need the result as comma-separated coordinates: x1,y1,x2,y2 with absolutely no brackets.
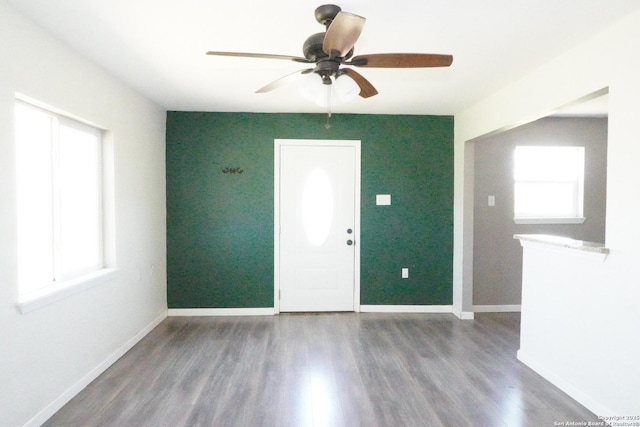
168,307,275,316
473,304,522,313
452,307,475,320
24,311,167,427
360,305,453,314
517,349,613,417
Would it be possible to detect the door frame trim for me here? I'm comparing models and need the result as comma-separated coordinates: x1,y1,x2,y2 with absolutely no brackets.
274,139,361,314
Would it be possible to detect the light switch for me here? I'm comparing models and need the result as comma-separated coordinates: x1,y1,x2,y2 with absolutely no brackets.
488,195,495,207
402,268,409,278
376,194,391,206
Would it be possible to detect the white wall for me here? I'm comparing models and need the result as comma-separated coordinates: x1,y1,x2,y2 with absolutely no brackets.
0,1,167,426
454,7,640,415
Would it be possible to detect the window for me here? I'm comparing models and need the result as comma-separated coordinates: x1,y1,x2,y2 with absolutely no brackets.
15,100,105,300
513,146,586,224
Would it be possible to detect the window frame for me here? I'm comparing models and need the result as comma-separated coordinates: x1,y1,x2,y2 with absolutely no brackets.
14,98,117,313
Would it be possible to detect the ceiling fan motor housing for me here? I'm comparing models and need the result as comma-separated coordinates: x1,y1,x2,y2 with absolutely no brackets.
303,33,327,62
303,32,354,63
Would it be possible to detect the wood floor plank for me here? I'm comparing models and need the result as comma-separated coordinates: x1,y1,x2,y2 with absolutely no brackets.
44,313,600,427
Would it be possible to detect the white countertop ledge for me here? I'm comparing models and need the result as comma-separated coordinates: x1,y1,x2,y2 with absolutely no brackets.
514,234,609,260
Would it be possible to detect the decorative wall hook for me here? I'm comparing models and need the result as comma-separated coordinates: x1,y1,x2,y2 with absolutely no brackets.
222,167,244,174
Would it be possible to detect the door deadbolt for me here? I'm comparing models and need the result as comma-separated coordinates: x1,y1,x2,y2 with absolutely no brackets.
347,239,354,246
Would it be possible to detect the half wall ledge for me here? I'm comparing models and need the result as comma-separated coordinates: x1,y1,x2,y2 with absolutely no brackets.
514,234,609,261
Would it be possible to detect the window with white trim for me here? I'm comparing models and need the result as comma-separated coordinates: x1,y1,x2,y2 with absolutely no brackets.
513,146,585,224
15,100,104,298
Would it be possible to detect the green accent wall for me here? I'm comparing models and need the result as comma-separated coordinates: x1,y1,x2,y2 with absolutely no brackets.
166,112,453,308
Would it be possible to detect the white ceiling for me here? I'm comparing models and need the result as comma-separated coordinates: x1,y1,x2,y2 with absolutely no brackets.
8,1,639,115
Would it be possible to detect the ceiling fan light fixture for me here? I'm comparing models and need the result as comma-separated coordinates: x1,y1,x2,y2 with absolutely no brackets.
334,73,360,102
299,71,359,106
299,72,324,102
316,83,333,108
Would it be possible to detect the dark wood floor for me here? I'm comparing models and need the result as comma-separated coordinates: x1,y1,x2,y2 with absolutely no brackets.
44,312,599,427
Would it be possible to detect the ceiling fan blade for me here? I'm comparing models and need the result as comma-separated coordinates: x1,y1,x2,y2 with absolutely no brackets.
255,69,314,93
206,51,312,63
322,11,366,58
341,68,378,98
347,53,453,68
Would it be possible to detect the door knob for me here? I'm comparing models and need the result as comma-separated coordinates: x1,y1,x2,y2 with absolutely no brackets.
347,239,353,246
347,228,353,234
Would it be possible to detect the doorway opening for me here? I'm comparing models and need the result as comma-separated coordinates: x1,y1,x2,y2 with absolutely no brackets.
465,89,609,313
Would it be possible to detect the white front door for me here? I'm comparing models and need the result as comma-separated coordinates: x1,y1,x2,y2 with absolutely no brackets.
276,140,359,312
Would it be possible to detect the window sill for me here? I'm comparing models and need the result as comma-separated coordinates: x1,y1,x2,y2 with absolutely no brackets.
17,268,119,314
514,217,586,225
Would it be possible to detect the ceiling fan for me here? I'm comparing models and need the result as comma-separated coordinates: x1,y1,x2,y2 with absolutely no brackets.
206,4,453,100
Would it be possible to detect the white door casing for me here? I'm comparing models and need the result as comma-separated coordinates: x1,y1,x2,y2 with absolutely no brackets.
274,139,360,312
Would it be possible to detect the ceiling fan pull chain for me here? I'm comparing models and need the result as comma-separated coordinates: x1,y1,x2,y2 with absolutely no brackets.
325,85,332,129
